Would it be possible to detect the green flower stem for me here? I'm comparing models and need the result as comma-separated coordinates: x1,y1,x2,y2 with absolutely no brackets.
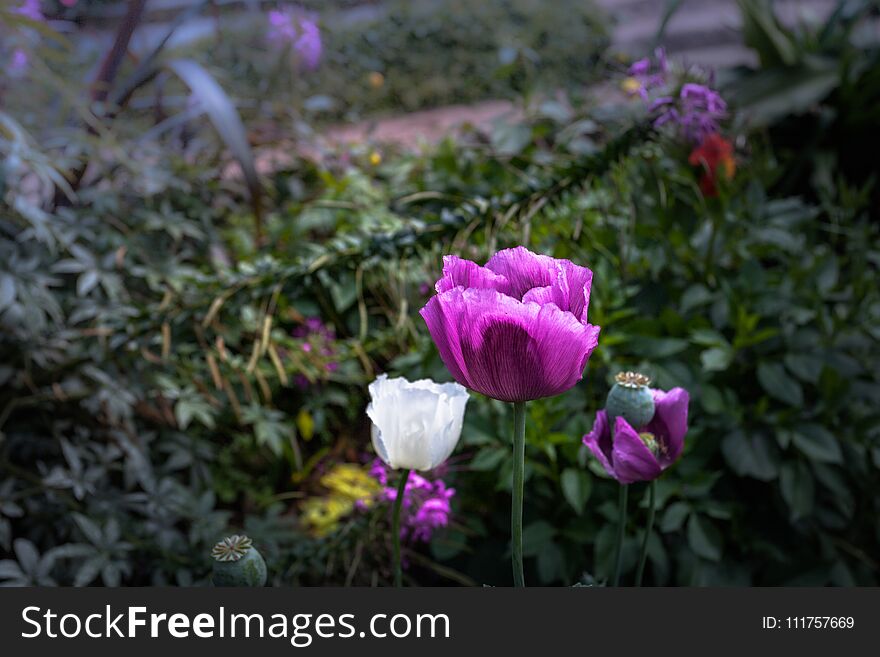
511,401,527,587
612,483,629,587
635,480,657,587
392,468,411,587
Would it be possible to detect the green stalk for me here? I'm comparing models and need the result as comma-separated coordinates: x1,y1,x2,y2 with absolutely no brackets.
511,401,527,587
392,468,411,587
635,480,657,587
612,483,628,587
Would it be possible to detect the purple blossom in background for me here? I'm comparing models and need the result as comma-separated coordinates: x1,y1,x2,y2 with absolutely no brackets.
658,83,728,143
14,0,43,21
369,460,455,543
291,316,338,388
627,47,668,99
627,49,727,143
4,1,43,78
267,8,322,70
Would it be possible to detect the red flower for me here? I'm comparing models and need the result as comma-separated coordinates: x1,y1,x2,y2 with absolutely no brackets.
689,133,735,197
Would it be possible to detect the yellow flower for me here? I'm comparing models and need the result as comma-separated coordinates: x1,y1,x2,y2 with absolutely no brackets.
621,76,642,96
369,151,382,166
321,463,382,508
296,408,315,441
368,71,385,89
299,463,383,536
301,495,354,537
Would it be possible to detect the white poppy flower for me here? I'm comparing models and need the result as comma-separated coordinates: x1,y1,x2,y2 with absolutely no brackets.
367,374,469,471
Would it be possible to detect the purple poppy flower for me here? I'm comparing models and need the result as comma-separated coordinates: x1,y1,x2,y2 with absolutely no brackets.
420,246,600,403
583,387,689,483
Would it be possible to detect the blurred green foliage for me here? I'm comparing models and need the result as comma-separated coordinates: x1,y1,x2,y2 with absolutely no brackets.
726,0,880,207
184,0,609,123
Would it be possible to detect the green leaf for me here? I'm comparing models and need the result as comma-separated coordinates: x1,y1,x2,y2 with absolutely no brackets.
728,61,839,126
469,447,507,471
687,515,722,562
792,424,842,464
780,461,815,521
560,468,592,515
737,0,799,67
521,521,556,557
784,353,823,384
491,121,532,156
680,284,713,312
174,395,215,430
660,501,690,532
0,274,15,312
721,430,779,481
701,347,733,372
629,337,689,359
757,361,803,406
253,416,295,457
536,542,565,584
76,270,100,297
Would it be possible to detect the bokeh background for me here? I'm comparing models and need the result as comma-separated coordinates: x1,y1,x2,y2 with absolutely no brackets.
1,0,879,586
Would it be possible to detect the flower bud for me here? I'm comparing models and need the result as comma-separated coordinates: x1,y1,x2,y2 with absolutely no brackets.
605,371,655,429
211,535,267,587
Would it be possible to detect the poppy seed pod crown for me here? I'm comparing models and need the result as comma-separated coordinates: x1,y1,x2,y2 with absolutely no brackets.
605,371,655,429
211,535,267,587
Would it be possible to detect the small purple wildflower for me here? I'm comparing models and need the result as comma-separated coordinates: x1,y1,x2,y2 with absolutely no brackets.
671,83,728,142
626,47,669,99
267,8,322,70
368,459,455,544
14,0,43,21
291,316,338,388
626,49,727,143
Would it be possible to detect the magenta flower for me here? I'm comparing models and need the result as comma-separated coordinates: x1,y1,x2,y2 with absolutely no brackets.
267,9,322,70
420,247,600,403
583,387,689,484
369,460,455,543
14,0,43,21
627,47,668,99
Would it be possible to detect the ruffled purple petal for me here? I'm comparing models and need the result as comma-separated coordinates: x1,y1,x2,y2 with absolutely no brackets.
611,417,663,484
552,259,593,323
436,255,510,294
645,387,689,467
531,305,599,395
419,288,472,388
420,287,599,402
519,260,593,324
582,410,614,476
485,246,556,300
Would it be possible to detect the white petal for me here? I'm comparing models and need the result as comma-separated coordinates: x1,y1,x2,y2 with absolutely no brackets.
366,375,469,471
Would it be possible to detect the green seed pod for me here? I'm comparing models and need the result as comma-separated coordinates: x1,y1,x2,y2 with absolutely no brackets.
211,535,267,587
605,371,655,429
